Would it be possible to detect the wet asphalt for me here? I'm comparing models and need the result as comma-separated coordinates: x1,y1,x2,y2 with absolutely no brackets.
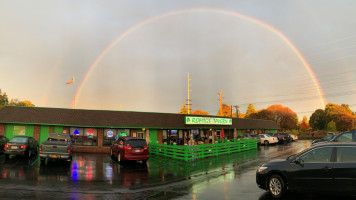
0,140,353,200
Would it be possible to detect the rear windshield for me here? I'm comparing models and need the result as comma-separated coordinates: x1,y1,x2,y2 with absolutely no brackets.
125,140,147,148
47,133,71,142
9,137,28,143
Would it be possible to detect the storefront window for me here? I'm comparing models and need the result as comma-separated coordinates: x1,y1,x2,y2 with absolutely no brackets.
70,127,97,146
103,129,117,146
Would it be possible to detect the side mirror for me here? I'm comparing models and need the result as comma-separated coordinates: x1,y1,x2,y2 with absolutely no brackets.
294,157,304,166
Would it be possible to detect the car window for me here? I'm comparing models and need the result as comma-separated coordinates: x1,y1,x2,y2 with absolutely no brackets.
299,147,333,163
335,133,353,142
9,137,28,143
125,140,147,148
260,135,265,138
337,147,356,162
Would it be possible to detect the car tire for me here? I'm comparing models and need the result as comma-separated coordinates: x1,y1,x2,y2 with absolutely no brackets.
142,160,147,165
4,154,9,160
268,174,286,199
264,140,269,145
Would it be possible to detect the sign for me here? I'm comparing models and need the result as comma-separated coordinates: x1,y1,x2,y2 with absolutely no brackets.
13,126,26,135
185,116,232,125
119,132,127,137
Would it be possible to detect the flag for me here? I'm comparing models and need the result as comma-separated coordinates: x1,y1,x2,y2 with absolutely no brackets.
66,77,75,85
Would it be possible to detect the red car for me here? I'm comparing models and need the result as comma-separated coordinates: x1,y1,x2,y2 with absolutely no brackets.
110,137,148,164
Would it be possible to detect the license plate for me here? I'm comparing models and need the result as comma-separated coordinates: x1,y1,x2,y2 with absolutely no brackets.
135,150,140,152
51,155,58,158
11,146,18,149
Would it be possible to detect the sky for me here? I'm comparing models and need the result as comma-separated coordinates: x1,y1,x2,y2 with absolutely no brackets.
1,0,356,119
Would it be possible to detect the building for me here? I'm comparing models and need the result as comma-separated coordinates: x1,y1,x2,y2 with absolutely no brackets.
0,106,279,153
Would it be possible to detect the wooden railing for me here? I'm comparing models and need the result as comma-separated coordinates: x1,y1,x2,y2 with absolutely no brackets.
149,139,257,162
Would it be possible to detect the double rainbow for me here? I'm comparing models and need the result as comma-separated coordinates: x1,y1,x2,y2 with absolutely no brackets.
71,8,326,109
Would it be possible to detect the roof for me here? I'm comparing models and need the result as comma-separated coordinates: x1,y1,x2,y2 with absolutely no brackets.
0,106,280,130
313,142,356,147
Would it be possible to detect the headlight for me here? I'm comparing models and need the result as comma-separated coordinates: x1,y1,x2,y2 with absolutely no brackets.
258,166,268,173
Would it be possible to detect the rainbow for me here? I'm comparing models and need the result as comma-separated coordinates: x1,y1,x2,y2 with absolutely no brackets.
71,7,326,109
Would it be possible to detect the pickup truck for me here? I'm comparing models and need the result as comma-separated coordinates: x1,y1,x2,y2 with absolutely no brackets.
39,133,72,164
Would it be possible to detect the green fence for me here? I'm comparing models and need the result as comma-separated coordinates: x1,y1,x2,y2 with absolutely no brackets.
149,139,257,162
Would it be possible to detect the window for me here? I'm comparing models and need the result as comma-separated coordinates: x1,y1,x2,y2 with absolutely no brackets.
125,140,147,148
70,127,97,146
103,129,118,146
335,133,353,142
337,147,356,162
299,147,333,163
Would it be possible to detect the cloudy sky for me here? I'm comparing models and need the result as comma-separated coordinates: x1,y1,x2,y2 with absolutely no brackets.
1,0,355,118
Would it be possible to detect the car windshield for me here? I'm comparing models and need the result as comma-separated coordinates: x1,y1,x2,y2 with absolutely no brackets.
323,134,334,141
9,137,28,143
125,140,147,148
47,133,70,142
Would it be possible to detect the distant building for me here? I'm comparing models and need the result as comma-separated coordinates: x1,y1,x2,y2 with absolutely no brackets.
0,106,279,153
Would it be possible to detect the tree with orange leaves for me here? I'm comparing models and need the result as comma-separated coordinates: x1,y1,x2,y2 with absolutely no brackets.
193,110,209,115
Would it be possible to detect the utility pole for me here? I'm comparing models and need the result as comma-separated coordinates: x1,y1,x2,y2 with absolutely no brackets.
186,73,192,114
217,90,223,116
233,105,240,118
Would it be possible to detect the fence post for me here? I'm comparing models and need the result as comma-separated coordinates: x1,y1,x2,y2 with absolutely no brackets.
200,142,205,159
164,143,167,158
184,144,189,161
215,141,219,157
172,143,176,159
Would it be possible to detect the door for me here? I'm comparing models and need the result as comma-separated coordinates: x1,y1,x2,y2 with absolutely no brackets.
333,147,356,194
289,147,334,192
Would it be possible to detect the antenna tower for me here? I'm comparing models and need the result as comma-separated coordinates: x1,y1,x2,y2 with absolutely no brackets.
186,73,192,114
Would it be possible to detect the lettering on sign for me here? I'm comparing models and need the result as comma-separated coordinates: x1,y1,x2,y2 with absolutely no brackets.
185,116,232,125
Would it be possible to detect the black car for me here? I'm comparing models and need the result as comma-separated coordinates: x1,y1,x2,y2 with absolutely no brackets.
256,142,356,198
329,130,356,142
0,135,9,154
312,132,335,145
273,132,292,143
4,136,39,159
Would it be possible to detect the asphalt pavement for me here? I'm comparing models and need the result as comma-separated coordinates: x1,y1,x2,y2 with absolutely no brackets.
0,140,353,200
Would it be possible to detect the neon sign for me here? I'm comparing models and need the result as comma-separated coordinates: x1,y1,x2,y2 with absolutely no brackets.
107,130,114,138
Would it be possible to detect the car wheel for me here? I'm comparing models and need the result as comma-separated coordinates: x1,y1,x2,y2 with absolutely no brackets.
264,140,269,145
268,174,286,199
142,160,147,165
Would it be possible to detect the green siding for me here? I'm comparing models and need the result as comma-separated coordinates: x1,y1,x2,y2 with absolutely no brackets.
39,126,50,144
54,126,63,133
149,129,158,143
5,124,34,140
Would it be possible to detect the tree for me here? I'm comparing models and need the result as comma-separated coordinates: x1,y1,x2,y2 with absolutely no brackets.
334,113,356,132
310,109,328,130
325,103,353,120
299,116,309,130
217,104,232,117
9,99,35,107
245,104,257,117
0,89,9,108
327,121,337,132
193,110,209,115
178,104,188,114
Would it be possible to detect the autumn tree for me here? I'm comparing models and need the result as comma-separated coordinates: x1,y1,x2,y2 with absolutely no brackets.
217,104,232,117
310,109,328,130
334,113,356,131
245,104,257,118
327,121,337,132
9,99,35,107
193,110,209,115
178,104,188,114
299,116,309,130
0,89,9,109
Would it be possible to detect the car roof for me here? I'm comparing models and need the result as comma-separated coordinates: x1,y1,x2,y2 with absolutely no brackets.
313,142,356,147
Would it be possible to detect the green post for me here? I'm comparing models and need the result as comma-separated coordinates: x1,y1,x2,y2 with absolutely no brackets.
164,143,167,157
215,142,219,157
184,144,188,161
200,143,205,159
172,143,176,159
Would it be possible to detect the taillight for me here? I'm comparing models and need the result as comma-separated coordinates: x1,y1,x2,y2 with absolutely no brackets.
39,145,42,151
143,146,148,150
124,146,132,150
20,145,27,149
282,136,284,139
67,146,71,154
4,144,9,148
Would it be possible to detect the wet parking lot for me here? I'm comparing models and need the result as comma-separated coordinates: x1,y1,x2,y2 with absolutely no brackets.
0,140,353,200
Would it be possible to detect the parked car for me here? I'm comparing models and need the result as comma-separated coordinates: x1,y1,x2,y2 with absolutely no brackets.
290,134,298,141
259,134,278,145
256,142,356,198
39,133,73,164
4,136,39,159
248,134,261,145
312,132,335,145
0,135,9,154
273,132,292,143
111,137,148,164
329,130,356,143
